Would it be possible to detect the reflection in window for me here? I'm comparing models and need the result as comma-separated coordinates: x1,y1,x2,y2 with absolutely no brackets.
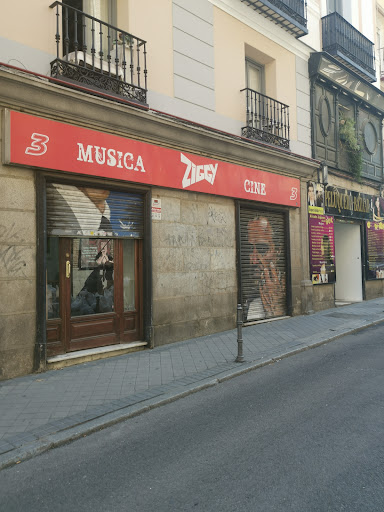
71,238,114,317
46,237,60,319
123,239,135,311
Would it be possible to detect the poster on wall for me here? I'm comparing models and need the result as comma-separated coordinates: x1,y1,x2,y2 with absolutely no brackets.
151,198,162,220
371,192,384,221
307,181,324,215
366,221,384,279
309,214,336,284
79,239,113,270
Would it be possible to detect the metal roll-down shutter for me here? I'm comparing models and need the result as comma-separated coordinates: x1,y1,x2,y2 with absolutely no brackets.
239,206,287,322
47,182,144,238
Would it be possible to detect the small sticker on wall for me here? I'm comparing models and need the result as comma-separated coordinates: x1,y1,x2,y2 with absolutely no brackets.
152,198,161,220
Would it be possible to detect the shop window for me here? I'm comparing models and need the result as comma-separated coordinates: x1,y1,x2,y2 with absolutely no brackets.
70,238,115,317
47,237,60,320
123,239,136,311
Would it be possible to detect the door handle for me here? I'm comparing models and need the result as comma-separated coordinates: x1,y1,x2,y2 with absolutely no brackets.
66,260,71,279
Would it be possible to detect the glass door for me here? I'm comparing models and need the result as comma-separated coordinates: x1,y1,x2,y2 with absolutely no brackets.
70,238,115,317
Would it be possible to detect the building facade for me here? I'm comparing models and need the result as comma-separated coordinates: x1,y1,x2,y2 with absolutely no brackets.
2,0,381,380
306,0,384,311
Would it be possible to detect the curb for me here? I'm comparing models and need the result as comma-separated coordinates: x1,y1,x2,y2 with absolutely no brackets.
1,317,384,471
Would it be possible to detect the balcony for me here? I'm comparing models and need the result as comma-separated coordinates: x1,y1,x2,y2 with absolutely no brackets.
240,0,307,38
241,88,290,149
49,2,148,105
322,12,376,83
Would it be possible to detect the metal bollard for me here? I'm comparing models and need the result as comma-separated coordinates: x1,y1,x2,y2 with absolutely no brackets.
235,303,245,362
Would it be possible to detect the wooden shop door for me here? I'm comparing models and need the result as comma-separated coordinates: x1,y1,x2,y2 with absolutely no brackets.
46,237,143,356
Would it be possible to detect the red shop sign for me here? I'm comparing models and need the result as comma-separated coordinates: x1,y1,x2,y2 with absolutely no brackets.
5,110,300,207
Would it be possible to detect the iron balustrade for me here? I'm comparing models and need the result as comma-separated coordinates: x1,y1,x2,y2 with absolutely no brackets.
49,1,147,104
322,12,375,82
241,88,290,149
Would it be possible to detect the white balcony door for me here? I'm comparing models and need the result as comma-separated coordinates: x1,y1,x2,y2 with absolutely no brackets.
246,60,264,94
83,0,113,55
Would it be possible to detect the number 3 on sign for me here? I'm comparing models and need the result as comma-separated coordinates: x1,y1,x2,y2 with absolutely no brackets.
25,133,50,156
290,187,298,201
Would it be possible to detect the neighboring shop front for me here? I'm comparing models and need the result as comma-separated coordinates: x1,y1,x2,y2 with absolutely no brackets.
308,53,384,310
307,179,384,308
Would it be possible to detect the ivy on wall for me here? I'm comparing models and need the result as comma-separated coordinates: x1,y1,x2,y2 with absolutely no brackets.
339,117,363,182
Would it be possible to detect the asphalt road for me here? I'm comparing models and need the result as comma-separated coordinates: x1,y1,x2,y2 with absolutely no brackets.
1,322,384,512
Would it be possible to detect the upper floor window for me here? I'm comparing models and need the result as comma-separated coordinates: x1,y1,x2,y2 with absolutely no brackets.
246,60,264,94
64,0,116,54
64,0,115,22
326,0,342,15
326,0,352,23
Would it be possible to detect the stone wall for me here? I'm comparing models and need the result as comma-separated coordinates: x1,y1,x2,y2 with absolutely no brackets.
0,136,36,379
152,188,237,345
365,279,384,300
312,284,335,312
289,203,305,316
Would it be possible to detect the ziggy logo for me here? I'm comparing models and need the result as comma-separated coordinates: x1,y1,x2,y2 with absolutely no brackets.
181,153,218,189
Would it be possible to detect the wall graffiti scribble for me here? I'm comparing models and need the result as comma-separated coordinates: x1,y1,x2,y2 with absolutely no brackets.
0,246,28,276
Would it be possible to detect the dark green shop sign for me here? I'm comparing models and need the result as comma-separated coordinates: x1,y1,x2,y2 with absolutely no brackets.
324,186,372,220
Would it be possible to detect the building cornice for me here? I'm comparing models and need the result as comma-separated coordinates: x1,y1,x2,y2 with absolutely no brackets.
0,67,319,179
208,0,314,61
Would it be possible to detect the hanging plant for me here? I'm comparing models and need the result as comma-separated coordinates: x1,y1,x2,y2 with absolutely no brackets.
339,117,363,182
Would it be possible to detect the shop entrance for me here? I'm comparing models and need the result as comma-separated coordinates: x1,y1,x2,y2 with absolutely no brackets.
46,237,142,355
45,182,144,356
334,221,363,304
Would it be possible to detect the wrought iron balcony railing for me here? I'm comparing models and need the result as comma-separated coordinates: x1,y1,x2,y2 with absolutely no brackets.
49,2,148,104
241,0,307,38
241,88,290,149
322,12,376,83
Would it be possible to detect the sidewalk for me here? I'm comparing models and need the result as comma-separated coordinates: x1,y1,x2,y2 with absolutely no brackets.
1,298,384,470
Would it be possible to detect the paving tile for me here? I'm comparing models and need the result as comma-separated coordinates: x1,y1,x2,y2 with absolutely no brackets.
1,299,384,452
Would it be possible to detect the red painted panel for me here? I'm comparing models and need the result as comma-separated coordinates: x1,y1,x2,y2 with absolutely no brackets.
7,110,300,207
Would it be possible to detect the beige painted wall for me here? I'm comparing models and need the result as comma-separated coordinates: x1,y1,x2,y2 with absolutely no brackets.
0,0,56,55
127,0,174,97
213,6,298,141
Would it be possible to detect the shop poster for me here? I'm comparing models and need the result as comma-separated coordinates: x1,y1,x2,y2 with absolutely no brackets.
366,221,384,279
309,214,336,284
